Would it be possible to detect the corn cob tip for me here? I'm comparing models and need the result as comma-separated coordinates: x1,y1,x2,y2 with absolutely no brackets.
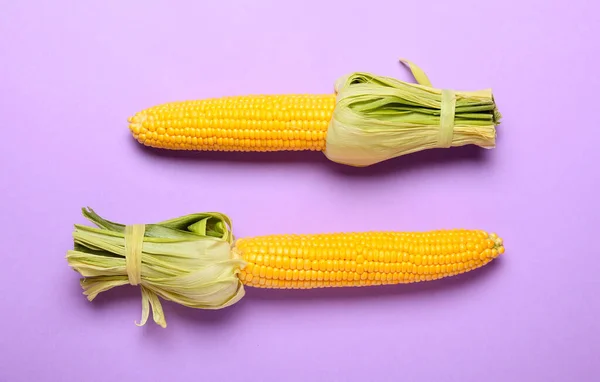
127,113,145,143
489,232,505,257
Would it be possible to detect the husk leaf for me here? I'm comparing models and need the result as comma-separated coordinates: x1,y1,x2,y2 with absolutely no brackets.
325,60,501,167
66,208,246,328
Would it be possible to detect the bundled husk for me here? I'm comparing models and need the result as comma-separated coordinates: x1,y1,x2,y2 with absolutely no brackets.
66,208,245,328
324,60,501,166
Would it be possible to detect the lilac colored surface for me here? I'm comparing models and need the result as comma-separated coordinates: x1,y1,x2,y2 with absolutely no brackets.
1,0,599,381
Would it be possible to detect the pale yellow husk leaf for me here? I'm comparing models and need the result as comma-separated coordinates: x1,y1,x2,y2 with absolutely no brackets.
324,60,501,167
66,208,246,328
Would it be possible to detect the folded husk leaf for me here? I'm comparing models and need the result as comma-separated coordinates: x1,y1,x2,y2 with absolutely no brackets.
66,208,246,328
325,61,501,167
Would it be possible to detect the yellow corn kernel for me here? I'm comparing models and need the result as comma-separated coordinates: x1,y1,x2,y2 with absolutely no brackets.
128,94,335,152
235,229,505,289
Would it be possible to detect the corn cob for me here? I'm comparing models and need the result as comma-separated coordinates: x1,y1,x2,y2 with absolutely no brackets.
235,230,504,289
128,94,335,152
128,60,501,167
66,209,505,327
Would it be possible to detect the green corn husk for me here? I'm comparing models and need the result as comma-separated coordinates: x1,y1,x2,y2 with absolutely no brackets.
324,59,502,166
66,208,245,328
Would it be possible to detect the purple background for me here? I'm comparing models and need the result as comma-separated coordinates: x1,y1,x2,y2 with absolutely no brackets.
1,1,599,381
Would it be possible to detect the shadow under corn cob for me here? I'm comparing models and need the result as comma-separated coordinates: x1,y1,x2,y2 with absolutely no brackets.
128,60,501,167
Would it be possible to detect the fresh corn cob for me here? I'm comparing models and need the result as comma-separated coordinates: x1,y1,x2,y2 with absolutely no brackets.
235,230,504,289
128,94,336,152
66,209,506,327
127,60,501,167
